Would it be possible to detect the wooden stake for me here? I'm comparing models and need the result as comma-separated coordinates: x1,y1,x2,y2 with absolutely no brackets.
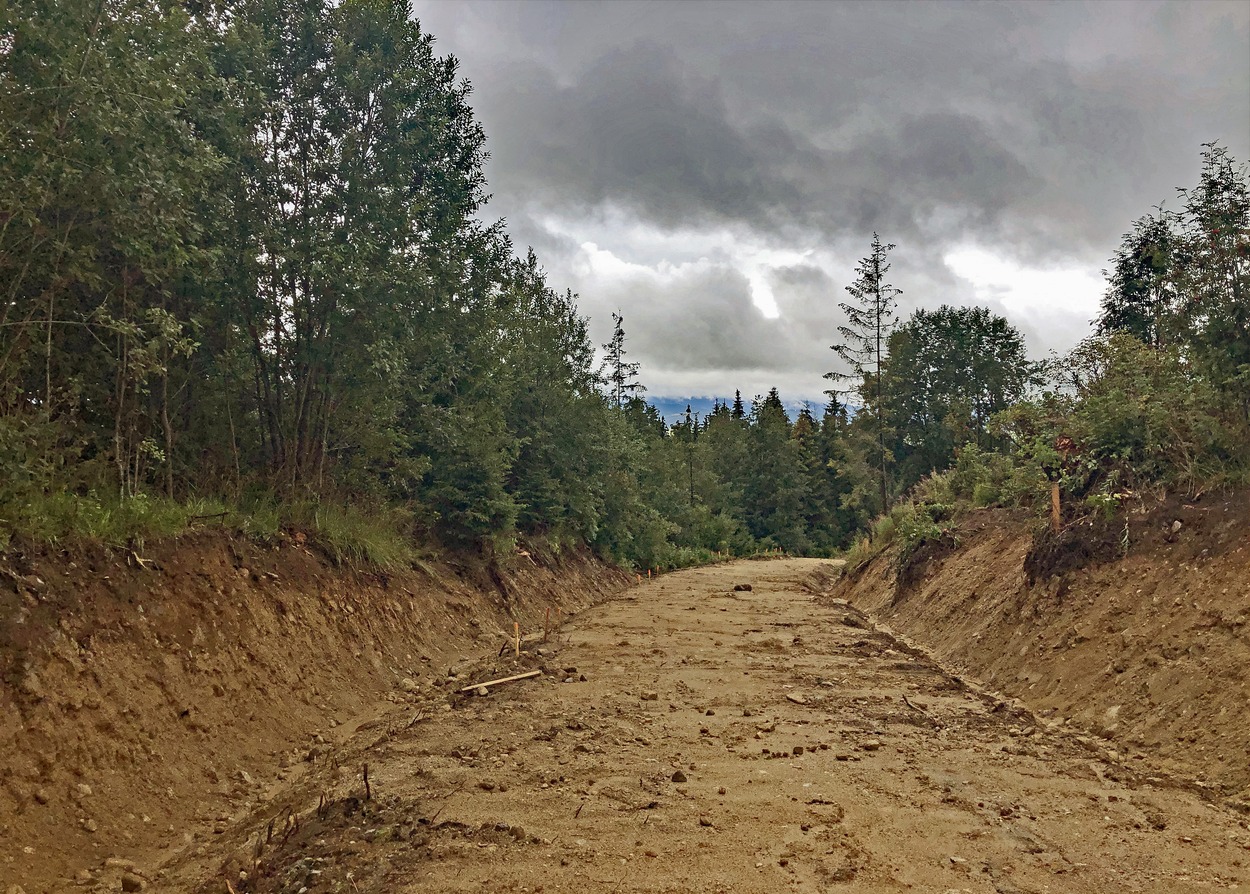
514,622,521,657
1050,481,1061,533
458,669,541,693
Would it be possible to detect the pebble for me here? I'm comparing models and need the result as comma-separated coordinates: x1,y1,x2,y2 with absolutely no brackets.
671,770,687,783
33,788,49,805
83,819,98,833
121,874,146,892
860,739,882,751
476,686,490,697
641,691,659,701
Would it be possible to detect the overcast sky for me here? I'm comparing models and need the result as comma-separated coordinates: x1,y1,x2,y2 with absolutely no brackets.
412,0,1250,404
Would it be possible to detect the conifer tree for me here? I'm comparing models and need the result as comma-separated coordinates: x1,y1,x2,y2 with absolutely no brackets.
601,311,645,409
828,233,900,513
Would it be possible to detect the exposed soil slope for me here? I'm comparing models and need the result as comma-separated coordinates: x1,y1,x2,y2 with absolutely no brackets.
834,496,1250,807
0,534,627,892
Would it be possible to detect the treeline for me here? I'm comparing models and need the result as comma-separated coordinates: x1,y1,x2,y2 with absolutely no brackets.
3,1,1244,569
0,0,653,563
848,143,1250,570
0,0,859,566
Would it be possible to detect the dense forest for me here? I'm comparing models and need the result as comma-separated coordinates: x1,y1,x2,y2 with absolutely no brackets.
2,1,1247,569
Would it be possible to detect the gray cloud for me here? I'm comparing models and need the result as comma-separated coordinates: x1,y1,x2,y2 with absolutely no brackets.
415,0,1250,400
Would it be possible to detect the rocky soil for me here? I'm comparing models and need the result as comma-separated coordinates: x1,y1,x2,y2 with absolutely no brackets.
0,534,627,893
836,496,1250,802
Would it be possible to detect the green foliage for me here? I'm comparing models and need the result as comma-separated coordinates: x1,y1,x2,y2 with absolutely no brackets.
2,0,1240,578
0,490,227,552
880,305,1033,495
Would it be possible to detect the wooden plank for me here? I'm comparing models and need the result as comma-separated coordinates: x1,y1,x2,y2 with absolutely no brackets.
459,669,542,693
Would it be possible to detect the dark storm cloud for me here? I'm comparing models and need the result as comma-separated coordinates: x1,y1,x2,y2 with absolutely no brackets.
414,0,1249,398
468,45,812,233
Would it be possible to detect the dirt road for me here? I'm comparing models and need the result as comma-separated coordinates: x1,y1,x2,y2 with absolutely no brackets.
161,558,1247,893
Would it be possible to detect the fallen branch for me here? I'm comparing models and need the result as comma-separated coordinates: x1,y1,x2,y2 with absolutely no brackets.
458,669,541,693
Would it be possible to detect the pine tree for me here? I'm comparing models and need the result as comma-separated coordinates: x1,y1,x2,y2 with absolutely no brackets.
828,233,900,513
731,390,745,419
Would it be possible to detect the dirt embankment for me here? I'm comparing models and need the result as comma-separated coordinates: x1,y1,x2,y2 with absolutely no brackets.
834,496,1250,806
0,533,628,892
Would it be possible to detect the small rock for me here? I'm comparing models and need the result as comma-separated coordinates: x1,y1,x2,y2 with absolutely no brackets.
476,686,490,697
641,691,659,701
1171,519,1183,534
705,709,715,716
718,787,726,795
76,783,93,797
699,816,713,827
671,770,687,783
859,740,882,752
400,677,419,693
792,745,804,756
509,825,526,841
786,694,808,706
121,874,146,892
732,583,752,592
83,819,98,833
33,788,49,805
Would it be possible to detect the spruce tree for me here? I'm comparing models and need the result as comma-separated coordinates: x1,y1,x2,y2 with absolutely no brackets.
828,233,900,514
601,311,645,409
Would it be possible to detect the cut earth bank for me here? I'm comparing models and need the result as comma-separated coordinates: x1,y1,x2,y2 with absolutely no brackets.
832,496,1250,805
1,533,628,892
2,495,1248,893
